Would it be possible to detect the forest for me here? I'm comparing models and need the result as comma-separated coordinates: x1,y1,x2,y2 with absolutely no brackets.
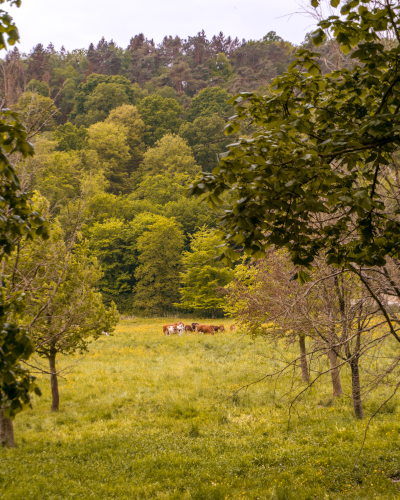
0,30,313,317
0,26,355,317
3,0,400,498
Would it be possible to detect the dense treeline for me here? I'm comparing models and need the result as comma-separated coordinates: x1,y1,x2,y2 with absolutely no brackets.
0,30,295,116
6,30,303,316
4,30,353,318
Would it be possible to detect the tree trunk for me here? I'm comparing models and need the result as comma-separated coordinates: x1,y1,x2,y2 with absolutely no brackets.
327,349,343,397
350,356,364,419
0,409,15,448
49,349,60,412
299,335,309,383
211,309,215,319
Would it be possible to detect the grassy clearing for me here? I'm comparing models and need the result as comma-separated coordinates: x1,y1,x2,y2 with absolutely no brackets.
1,319,400,499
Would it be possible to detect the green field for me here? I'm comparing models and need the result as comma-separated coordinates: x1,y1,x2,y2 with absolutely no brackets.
1,319,400,499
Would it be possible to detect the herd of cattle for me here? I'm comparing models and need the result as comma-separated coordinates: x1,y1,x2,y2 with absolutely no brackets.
163,322,236,336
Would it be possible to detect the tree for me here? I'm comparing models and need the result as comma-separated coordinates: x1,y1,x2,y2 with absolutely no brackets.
0,1,50,447
53,123,89,151
189,1,400,343
209,53,233,81
179,114,230,172
177,227,233,317
138,94,183,146
26,79,50,97
263,31,283,43
14,222,119,412
141,134,200,178
105,105,146,174
80,82,131,126
70,74,135,126
17,137,106,212
185,87,232,122
88,213,162,313
134,217,184,314
134,172,190,205
87,121,130,194
168,60,195,93
13,91,58,133
163,199,216,244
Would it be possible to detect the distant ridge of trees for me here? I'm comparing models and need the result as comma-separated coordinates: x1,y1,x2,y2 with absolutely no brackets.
0,30,348,123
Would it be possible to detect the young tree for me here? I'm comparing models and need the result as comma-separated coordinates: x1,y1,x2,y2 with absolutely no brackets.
177,227,233,318
10,217,118,412
13,91,58,133
134,217,184,314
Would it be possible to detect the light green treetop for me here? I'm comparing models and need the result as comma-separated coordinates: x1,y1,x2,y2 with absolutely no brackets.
141,133,200,178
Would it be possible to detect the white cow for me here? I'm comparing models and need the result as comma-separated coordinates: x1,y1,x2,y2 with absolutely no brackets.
167,326,176,335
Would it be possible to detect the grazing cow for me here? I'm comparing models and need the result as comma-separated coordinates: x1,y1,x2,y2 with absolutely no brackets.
196,324,214,335
210,325,225,333
184,325,193,332
192,322,199,331
167,325,178,335
230,324,236,331
177,324,185,336
163,322,184,335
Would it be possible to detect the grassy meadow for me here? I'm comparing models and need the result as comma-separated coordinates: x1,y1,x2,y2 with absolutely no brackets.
1,318,400,499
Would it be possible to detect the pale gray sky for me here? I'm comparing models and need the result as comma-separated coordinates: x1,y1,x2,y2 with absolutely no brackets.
10,0,315,53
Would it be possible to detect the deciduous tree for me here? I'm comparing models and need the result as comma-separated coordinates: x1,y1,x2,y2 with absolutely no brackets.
177,227,233,317
141,134,200,178
134,217,184,314
138,94,183,146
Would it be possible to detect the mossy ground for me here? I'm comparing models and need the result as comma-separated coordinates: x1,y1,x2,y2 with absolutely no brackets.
1,319,400,499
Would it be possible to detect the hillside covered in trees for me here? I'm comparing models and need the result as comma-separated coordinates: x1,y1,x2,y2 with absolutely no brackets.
0,29,354,316
0,30,303,315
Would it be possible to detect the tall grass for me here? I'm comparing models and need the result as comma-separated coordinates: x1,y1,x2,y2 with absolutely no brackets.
1,318,399,499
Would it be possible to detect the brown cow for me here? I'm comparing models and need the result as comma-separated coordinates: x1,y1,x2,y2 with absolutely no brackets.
219,325,225,332
184,325,193,332
230,324,236,331
163,322,183,335
196,324,214,335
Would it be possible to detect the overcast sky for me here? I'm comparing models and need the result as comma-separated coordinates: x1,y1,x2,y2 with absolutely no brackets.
9,0,315,54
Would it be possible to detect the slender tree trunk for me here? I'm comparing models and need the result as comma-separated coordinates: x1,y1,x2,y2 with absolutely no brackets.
350,355,364,419
299,335,309,383
49,348,60,412
211,309,215,319
0,408,15,448
327,349,343,397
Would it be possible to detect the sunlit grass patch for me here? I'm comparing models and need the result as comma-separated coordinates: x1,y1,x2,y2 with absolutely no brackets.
1,318,400,499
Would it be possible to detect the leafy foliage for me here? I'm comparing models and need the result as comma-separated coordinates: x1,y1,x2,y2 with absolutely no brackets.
177,227,233,314
134,217,185,314
189,1,400,274
141,133,200,177
138,94,184,146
